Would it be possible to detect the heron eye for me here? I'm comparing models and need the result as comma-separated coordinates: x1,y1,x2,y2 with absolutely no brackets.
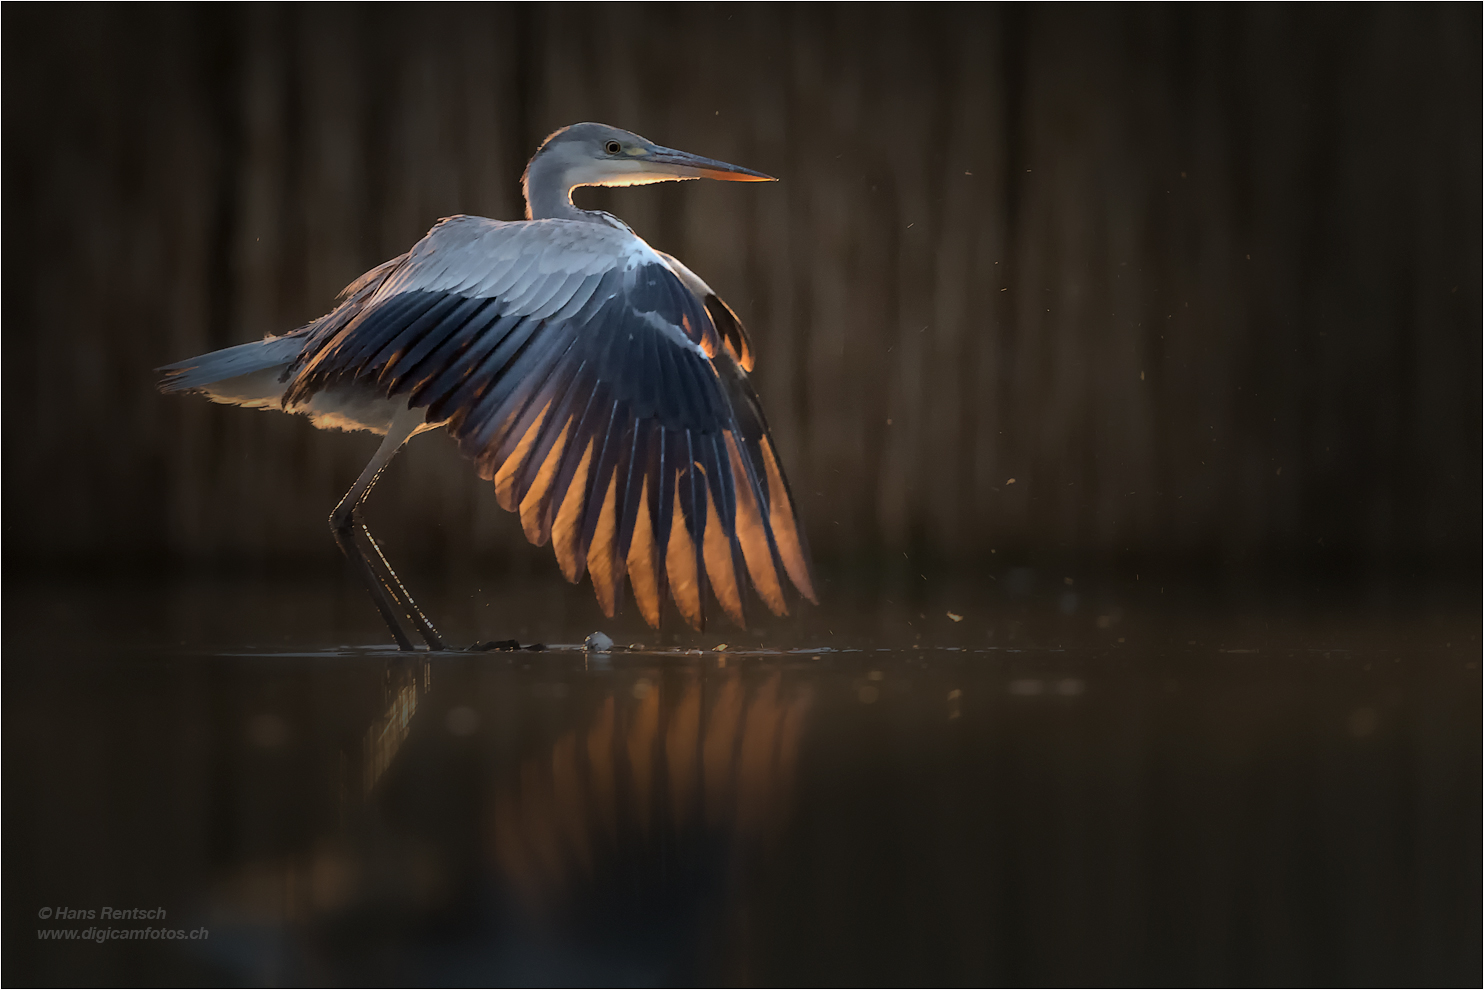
604,140,622,155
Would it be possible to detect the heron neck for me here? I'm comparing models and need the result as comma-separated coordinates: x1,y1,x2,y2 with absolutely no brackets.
524,156,588,221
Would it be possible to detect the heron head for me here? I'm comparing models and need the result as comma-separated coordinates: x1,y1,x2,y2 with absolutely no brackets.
525,123,774,204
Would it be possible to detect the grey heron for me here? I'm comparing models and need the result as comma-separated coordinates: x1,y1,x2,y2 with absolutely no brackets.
159,122,816,651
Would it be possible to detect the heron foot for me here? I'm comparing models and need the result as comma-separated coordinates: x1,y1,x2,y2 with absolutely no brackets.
466,640,546,652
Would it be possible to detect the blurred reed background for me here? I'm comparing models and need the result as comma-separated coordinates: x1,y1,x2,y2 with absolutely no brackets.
4,4,1479,587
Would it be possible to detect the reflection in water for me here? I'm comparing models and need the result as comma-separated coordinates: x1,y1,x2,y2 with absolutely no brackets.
205,657,442,939
491,670,813,923
362,659,429,796
9,597,1479,985
208,846,362,927
190,657,817,980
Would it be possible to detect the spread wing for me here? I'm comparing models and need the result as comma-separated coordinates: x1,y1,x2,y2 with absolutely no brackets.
285,214,815,631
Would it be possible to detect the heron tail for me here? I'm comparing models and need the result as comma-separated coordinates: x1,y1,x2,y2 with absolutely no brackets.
157,332,308,409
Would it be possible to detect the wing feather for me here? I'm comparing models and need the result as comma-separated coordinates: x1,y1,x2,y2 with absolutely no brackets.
587,469,623,618
387,297,502,389
456,319,576,454
370,294,487,383
625,474,661,628
472,235,541,297
704,294,755,373
293,292,442,394
409,310,522,409
760,436,817,604
551,439,595,583
509,360,589,511
525,380,602,547
652,426,676,615
423,314,540,423
614,418,650,561
515,411,567,528
702,468,745,629
543,383,612,565
577,403,629,570
665,470,703,630
724,430,787,615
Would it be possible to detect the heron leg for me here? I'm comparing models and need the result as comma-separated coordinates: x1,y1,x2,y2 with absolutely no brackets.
330,409,446,652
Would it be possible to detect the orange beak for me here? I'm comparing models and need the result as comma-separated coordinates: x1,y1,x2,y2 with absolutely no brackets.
644,147,776,182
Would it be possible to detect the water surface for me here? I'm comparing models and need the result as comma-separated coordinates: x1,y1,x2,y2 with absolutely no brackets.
5,579,1478,985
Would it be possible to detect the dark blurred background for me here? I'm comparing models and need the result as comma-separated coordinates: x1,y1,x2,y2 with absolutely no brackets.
4,8,1481,986
4,3,1479,592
